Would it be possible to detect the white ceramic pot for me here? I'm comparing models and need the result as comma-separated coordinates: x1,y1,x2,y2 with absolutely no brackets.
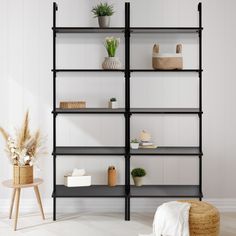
130,143,139,149
98,16,110,28
102,57,122,70
133,176,143,187
109,101,118,109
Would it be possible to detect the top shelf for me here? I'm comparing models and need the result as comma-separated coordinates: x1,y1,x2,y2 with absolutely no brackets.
130,27,203,34
53,27,203,34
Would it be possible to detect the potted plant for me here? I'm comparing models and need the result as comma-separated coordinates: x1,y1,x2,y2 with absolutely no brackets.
108,97,118,109
130,139,139,149
91,2,114,28
0,111,46,185
102,37,122,70
131,168,146,187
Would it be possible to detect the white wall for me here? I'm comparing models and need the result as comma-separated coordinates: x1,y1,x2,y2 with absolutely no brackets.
0,0,236,212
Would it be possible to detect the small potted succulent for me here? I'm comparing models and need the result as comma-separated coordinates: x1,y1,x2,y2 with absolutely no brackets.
131,168,146,187
108,97,118,109
130,139,139,149
91,2,114,28
102,37,122,70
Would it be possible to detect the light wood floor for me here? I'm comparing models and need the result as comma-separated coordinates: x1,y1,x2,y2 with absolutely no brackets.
0,212,235,235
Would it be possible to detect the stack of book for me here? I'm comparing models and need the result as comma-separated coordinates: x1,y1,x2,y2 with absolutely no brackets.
139,141,157,149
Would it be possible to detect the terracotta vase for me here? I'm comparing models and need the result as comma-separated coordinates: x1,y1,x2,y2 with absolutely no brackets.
108,166,116,187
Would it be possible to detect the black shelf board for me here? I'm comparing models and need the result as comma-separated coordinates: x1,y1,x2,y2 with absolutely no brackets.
53,108,126,114
130,185,202,198
53,27,125,34
53,146,125,156
130,108,202,114
52,69,125,72
53,185,125,198
130,147,202,156
130,69,202,72
130,27,203,34
53,146,202,156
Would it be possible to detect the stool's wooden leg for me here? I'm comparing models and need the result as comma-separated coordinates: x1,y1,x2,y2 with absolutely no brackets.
14,188,21,231
34,186,45,220
9,188,16,219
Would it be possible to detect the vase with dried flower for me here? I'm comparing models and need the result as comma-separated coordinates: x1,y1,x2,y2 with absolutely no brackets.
0,111,46,185
102,37,122,70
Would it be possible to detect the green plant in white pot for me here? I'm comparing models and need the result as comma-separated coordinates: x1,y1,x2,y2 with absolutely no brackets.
92,2,114,28
130,139,139,149
109,97,118,109
102,37,122,70
131,168,146,187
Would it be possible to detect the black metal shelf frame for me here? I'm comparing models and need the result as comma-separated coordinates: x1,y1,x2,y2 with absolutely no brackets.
52,2,203,221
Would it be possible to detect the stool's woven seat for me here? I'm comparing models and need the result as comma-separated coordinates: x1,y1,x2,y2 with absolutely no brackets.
180,200,220,236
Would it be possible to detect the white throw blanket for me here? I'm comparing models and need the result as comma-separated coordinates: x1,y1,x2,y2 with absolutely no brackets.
140,201,191,236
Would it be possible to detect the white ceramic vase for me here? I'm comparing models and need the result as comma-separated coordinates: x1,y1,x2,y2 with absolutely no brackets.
102,57,122,70
109,101,119,109
130,143,139,149
133,177,143,187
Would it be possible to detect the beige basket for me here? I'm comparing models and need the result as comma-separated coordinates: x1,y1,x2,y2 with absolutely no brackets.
14,165,33,185
60,101,86,109
179,200,220,236
152,44,183,70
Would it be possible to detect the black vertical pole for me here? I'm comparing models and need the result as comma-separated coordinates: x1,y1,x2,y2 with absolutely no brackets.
53,2,57,221
198,2,203,201
125,2,130,221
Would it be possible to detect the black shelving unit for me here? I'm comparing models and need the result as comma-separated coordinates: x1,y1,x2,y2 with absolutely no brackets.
52,2,203,221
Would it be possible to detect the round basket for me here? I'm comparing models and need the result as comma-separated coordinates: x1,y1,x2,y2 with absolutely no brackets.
14,165,33,185
179,200,220,236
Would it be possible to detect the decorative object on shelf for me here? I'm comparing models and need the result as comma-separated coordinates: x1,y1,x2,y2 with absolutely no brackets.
0,111,46,185
131,168,146,187
130,139,139,149
102,37,122,70
152,44,183,70
108,97,118,109
64,168,91,187
108,166,116,187
139,130,157,149
179,200,220,236
60,101,86,109
91,2,114,28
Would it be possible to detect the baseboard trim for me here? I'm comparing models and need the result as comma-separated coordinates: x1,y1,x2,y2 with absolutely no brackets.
0,198,235,213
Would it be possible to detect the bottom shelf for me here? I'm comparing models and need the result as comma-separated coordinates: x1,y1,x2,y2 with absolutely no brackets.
130,185,202,198
53,185,202,198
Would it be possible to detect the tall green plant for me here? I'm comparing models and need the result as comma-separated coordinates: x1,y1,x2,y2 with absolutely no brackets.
104,37,120,57
92,2,114,17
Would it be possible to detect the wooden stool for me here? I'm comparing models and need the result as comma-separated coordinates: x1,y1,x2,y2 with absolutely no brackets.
2,178,45,231
180,200,220,236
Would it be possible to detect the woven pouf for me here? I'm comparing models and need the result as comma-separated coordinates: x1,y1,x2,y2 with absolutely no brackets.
179,200,220,236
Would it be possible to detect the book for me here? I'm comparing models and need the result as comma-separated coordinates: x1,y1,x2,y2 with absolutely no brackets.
139,145,158,149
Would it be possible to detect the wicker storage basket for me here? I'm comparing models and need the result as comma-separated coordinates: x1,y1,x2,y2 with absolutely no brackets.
152,44,183,70
108,166,116,187
14,165,33,185
60,101,86,109
179,200,220,236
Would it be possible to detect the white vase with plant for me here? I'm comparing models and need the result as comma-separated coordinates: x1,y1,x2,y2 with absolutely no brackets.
102,37,122,70
108,97,118,109
130,139,139,149
131,168,146,187
92,2,114,28
0,111,46,184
